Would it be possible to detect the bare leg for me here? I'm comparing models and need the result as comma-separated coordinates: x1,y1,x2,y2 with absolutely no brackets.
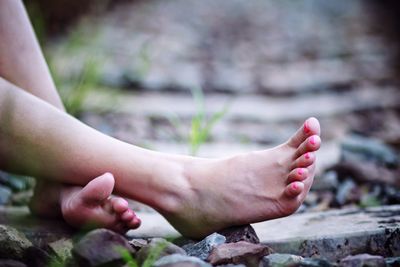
0,78,321,238
0,0,140,232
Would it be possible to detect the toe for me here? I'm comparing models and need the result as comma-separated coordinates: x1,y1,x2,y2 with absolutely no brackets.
287,168,308,183
111,198,129,214
285,181,304,197
294,135,321,158
128,217,141,229
291,152,315,169
121,209,134,221
79,173,115,205
287,117,320,148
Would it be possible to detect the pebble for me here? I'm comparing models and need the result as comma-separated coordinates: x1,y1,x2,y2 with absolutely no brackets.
183,233,226,260
0,225,33,261
0,185,12,205
153,253,212,267
136,237,186,265
207,241,272,266
72,228,134,267
218,225,260,244
339,254,385,267
261,253,303,267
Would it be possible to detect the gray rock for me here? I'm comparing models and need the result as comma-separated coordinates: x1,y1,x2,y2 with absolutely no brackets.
0,171,30,192
341,135,398,166
339,254,385,267
335,179,358,206
72,228,134,267
261,253,303,267
296,258,332,267
0,225,33,261
386,257,400,267
313,171,339,191
218,225,260,244
128,238,148,251
136,237,186,265
0,260,27,267
183,233,226,260
207,241,272,266
153,254,212,267
47,238,73,262
0,185,12,205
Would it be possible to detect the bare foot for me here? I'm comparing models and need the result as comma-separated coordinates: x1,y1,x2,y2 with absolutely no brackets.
30,173,141,233
163,117,321,238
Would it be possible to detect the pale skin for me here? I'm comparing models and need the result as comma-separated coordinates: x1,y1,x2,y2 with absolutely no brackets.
0,0,321,239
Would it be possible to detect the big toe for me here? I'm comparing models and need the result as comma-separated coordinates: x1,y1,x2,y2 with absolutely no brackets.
79,173,115,205
287,117,321,148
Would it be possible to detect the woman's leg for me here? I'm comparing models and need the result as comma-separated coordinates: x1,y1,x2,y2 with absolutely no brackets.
0,78,321,238
0,0,140,232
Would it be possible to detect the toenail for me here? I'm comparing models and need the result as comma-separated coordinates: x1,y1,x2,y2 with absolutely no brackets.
304,122,310,133
297,168,303,176
305,153,310,159
310,136,316,145
292,183,298,190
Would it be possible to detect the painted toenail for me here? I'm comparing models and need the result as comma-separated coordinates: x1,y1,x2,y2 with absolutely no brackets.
304,122,310,133
292,183,298,190
310,136,316,145
297,168,303,176
305,153,310,159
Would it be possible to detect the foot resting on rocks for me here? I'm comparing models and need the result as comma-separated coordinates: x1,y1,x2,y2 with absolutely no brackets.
163,117,321,238
30,173,141,233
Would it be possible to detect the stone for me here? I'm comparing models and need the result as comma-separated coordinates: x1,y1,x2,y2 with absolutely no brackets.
218,225,260,244
341,135,398,167
23,246,53,267
0,171,30,192
261,253,303,267
47,238,73,262
339,254,385,267
296,258,332,267
0,260,27,267
207,241,272,266
153,254,212,267
128,238,148,251
0,185,12,205
136,237,186,265
335,179,359,206
0,225,33,261
72,228,135,267
386,257,400,267
183,233,226,260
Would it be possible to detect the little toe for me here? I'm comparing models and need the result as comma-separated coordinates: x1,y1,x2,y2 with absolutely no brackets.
287,117,321,148
287,168,308,183
128,217,141,229
111,198,129,214
291,152,315,169
294,135,321,158
121,210,134,221
285,181,304,197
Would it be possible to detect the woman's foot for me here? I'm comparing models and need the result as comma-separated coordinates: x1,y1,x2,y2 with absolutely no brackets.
30,173,141,233
163,117,321,239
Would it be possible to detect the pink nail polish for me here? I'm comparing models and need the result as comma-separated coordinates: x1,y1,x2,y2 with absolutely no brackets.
292,183,298,190
297,168,303,176
305,153,310,159
310,136,316,145
304,122,310,133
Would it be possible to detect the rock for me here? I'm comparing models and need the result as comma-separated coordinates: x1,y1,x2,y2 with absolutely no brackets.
386,257,400,267
183,233,226,260
47,238,73,262
0,171,30,192
218,225,260,244
339,254,385,267
207,241,272,266
72,229,135,267
136,237,186,265
0,185,12,205
296,258,332,267
10,191,33,206
128,238,148,251
0,225,33,261
153,254,212,267
335,178,359,206
23,246,53,267
0,260,27,267
313,171,339,191
341,135,398,167
261,253,303,267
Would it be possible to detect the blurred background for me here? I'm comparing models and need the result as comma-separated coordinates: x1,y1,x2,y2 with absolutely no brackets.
1,0,400,212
